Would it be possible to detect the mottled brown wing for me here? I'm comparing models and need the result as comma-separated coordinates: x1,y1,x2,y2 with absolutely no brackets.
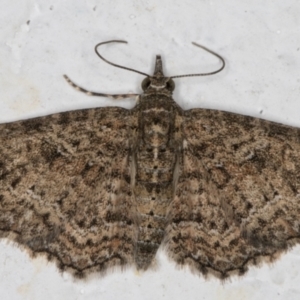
0,107,137,277
165,108,300,279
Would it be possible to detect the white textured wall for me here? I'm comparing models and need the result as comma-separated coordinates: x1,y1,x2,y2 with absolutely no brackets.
1,1,300,299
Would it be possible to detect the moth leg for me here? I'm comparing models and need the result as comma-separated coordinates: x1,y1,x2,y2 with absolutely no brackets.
63,75,139,100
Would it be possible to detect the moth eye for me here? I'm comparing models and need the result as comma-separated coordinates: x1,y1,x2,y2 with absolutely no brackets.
141,77,151,91
166,78,175,91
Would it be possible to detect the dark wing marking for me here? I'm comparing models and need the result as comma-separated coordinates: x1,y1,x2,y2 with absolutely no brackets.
165,108,300,279
0,107,137,277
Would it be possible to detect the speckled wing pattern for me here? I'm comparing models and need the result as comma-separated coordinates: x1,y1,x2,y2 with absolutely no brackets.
1,53,300,280
166,109,300,278
0,108,138,276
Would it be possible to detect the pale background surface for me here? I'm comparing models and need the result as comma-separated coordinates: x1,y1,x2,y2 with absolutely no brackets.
1,1,300,299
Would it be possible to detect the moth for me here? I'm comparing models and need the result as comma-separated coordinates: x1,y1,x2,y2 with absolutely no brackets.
0,40,300,280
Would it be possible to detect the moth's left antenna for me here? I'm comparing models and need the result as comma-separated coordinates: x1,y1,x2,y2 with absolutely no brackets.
95,40,150,77
63,40,141,99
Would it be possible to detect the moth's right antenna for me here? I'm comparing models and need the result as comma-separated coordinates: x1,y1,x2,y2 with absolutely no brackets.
171,42,225,79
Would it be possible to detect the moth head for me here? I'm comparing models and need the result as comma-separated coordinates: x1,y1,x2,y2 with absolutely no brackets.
141,55,175,94
141,76,175,93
